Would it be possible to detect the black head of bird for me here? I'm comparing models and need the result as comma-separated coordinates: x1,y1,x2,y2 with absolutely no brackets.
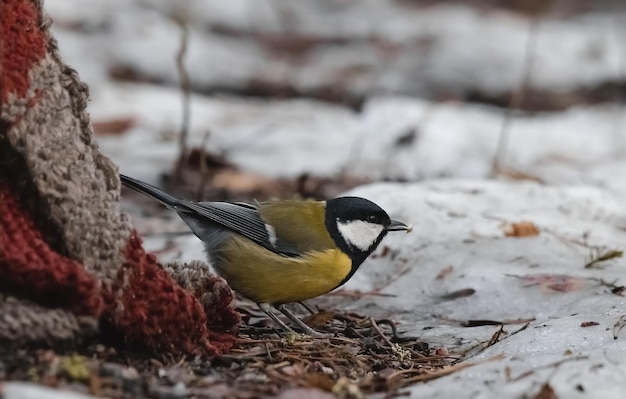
326,196,409,267
120,174,411,335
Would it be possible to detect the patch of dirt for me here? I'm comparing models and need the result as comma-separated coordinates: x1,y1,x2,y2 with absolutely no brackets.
1,307,461,398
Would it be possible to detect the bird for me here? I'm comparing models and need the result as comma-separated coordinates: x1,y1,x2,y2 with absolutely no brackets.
120,174,411,335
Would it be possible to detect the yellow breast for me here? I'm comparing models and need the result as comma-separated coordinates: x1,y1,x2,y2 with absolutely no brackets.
212,236,352,304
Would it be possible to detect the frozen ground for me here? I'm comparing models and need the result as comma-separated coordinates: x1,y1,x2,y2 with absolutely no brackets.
92,83,626,195
6,1,626,398
347,180,626,398
45,0,626,99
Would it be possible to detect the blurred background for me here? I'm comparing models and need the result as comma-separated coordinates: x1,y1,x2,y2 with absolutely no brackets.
45,0,626,201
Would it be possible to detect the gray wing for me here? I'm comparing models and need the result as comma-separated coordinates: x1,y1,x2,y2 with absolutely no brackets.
119,174,299,256
182,201,300,256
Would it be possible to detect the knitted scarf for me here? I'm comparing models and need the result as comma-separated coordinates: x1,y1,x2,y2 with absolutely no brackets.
0,0,239,356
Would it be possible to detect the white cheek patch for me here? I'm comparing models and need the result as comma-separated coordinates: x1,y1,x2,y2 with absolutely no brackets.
337,220,385,251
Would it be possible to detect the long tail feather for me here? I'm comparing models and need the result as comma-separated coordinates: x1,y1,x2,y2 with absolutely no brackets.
120,174,182,208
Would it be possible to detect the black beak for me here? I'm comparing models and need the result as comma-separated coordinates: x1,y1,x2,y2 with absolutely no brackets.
387,219,412,233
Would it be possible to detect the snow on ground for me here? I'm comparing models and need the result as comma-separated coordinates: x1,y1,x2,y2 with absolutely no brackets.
2,383,97,399
46,0,626,98
345,180,626,397
94,83,626,196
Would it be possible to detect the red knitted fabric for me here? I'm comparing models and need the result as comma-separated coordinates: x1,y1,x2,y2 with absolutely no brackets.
0,0,240,354
0,0,47,103
0,178,104,317
103,230,236,355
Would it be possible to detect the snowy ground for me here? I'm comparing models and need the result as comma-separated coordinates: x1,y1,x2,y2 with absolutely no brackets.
6,1,626,398
91,84,626,194
45,0,626,100
347,180,626,398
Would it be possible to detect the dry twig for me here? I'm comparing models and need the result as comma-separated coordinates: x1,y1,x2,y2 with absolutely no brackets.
171,14,191,186
491,17,541,177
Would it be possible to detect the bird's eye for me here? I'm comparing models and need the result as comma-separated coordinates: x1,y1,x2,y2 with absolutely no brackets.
368,215,377,223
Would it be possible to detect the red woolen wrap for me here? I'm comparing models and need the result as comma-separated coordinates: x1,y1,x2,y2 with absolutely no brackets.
0,0,239,354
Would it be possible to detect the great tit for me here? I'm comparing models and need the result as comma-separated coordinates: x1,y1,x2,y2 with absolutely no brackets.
120,174,411,335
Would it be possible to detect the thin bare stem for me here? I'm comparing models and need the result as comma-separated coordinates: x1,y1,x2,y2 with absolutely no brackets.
172,15,191,185
491,17,540,177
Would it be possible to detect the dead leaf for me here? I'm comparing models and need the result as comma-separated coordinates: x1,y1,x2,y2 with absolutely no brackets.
93,118,135,135
533,383,558,399
212,169,279,192
278,388,335,399
504,366,512,382
434,347,449,356
504,221,540,237
380,246,391,257
305,372,335,391
301,311,335,328
580,321,599,328
493,164,543,182
435,265,454,280
511,274,586,292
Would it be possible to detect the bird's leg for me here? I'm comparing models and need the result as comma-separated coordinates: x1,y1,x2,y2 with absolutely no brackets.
276,304,322,336
258,303,294,333
297,301,316,315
